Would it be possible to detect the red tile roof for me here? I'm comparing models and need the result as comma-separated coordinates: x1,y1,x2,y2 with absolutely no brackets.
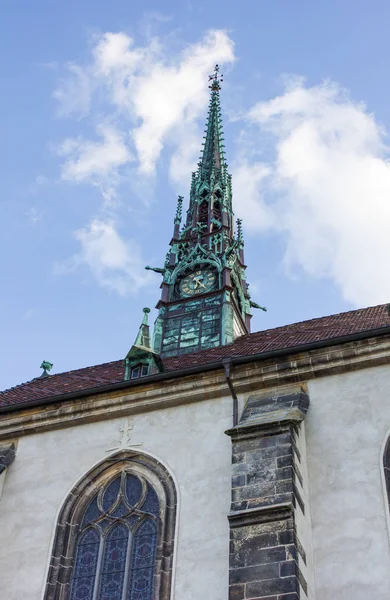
1,303,390,410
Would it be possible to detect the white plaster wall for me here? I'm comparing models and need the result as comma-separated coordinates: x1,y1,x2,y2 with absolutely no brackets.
0,395,233,600
307,365,390,600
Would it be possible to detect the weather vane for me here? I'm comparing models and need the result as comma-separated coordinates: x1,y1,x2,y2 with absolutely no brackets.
209,64,223,92
40,360,53,377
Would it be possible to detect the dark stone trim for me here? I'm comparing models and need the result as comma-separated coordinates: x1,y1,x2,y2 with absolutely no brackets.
383,437,390,518
0,443,15,474
227,390,309,600
293,482,305,514
226,421,299,440
296,535,307,565
228,502,293,528
44,450,177,600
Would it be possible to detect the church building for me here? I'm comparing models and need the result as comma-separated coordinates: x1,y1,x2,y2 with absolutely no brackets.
2,66,390,600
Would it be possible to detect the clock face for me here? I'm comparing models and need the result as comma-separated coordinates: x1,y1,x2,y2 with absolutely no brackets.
179,269,216,296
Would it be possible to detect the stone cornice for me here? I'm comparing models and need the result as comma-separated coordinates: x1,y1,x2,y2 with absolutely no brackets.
225,413,304,441
228,502,294,527
1,334,390,440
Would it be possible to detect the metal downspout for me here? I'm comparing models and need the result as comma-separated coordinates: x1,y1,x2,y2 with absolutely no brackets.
222,357,238,427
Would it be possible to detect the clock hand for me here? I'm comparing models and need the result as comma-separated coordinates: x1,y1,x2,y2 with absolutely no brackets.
194,277,207,290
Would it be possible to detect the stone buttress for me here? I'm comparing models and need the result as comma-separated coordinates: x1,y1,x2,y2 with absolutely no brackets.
225,387,314,599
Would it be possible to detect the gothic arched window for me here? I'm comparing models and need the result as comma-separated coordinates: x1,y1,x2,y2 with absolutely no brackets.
44,451,177,600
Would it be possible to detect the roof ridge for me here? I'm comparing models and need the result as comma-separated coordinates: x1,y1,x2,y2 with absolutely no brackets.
238,302,388,341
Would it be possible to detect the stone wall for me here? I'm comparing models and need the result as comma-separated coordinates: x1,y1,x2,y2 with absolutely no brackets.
226,387,312,599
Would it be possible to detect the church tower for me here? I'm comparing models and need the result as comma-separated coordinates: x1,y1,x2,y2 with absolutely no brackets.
147,66,264,358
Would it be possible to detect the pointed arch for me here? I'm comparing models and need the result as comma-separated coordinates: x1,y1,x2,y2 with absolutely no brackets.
170,243,222,287
44,450,177,600
383,436,390,529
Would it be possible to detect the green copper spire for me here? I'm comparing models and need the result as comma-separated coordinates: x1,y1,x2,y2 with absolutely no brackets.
197,64,227,190
170,64,233,250
134,307,151,349
124,308,163,380
148,66,266,358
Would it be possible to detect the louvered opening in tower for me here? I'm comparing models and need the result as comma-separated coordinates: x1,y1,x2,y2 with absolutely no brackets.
199,201,208,224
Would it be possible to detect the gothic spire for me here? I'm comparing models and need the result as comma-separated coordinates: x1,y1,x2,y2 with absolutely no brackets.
124,308,163,380
149,67,266,358
133,307,152,350
182,64,233,238
197,64,227,189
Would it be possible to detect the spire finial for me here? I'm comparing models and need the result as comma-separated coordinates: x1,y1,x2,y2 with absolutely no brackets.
142,307,151,325
209,64,223,92
40,360,53,378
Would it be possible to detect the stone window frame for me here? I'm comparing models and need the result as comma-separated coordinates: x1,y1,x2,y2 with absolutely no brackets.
383,437,390,529
44,450,177,600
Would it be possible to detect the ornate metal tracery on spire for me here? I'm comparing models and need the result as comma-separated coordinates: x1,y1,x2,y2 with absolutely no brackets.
208,63,223,91
144,66,265,358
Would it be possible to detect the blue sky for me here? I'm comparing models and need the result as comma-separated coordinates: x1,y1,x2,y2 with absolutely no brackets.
2,0,390,389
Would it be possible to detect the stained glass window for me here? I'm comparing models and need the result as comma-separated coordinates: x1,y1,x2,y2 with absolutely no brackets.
141,485,159,516
69,472,159,600
99,524,129,600
128,520,157,600
70,528,100,600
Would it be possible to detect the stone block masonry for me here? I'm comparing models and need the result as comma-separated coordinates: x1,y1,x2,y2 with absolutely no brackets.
225,388,310,599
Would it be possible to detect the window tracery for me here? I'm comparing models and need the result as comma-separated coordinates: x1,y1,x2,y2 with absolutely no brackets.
44,451,176,600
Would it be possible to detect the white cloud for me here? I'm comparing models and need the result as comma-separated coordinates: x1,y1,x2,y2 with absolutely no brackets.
232,161,274,231
52,31,390,307
237,79,390,307
55,29,235,177
130,29,235,175
57,125,133,205
53,63,93,117
53,28,235,295
72,219,155,295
